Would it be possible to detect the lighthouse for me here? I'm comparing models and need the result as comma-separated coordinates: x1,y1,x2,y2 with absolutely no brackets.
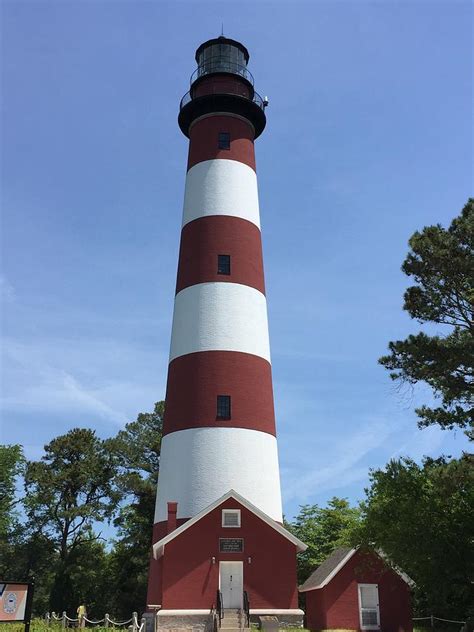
147,36,306,631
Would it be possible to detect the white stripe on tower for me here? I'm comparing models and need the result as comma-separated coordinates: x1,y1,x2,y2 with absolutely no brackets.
183,159,260,228
169,282,270,363
155,427,282,523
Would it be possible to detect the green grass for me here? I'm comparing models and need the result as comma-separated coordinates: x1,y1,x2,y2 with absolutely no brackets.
0,620,128,632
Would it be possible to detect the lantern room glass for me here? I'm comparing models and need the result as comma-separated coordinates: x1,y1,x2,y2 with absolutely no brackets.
196,41,247,78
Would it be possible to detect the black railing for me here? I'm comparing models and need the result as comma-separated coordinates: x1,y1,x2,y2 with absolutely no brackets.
216,590,223,626
211,604,218,632
243,591,250,628
191,59,254,86
179,88,265,112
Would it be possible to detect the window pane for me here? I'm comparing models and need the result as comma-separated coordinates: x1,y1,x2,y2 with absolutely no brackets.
361,610,378,626
218,132,230,149
222,510,240,527
217,395,231,419
360,585,378,608
218,254,231,275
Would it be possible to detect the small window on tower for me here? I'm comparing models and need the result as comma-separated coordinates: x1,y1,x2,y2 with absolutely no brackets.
218,132,230,150
218,254,231,275
217,395,231,419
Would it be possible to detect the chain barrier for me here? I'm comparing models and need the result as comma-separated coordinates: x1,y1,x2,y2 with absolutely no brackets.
413,616,467,625
45,612,145,630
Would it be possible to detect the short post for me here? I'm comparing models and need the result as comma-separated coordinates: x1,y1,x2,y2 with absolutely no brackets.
62,612,67,629
132,612,138,632
431,615,435,631
104,614,109,629
141,617,146,632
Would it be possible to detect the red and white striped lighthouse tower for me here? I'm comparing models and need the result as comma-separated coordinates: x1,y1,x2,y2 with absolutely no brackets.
147,36,306,630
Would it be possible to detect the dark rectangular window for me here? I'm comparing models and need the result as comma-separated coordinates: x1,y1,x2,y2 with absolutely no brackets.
218,254,231,275
217,395,231,419
218,132,230,149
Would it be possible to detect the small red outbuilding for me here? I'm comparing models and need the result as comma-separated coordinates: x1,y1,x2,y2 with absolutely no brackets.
299,547,413,632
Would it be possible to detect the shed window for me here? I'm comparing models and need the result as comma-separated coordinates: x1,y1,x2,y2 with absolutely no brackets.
218,132,230,149
217,395,231,419
222,509,241,527
218,254,231,275
358,584,380,630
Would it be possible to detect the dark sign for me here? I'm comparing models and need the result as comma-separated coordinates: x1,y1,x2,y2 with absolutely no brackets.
219,538,244,552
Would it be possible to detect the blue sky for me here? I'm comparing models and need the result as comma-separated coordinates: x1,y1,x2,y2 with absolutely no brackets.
1,0,472,522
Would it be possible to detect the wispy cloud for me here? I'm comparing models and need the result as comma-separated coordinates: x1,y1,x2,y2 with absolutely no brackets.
280,416,395,505
1,337,166,428
389,424,446,462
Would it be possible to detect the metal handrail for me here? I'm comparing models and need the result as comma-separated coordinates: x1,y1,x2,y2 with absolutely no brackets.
180,88,264,112
191,59,254,86
216,589,223,625
243,591,250,628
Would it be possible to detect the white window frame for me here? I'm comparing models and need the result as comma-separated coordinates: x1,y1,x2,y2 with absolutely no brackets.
222,509,241,528
357,583,380,630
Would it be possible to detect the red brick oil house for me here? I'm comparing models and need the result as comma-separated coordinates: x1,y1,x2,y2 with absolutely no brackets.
299,547,413,632
149,490,307,630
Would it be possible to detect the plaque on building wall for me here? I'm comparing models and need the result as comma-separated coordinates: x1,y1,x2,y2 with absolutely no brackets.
219,538,244,552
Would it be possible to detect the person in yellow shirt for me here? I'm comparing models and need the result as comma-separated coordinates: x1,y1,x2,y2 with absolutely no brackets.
77,604,87,628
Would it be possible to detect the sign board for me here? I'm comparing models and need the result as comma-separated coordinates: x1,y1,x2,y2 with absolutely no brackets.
219,538,244,552
0,582,34,632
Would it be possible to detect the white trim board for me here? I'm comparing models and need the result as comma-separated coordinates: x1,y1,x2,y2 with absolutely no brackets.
153,489,307,558
249,610,304,616
157,610,211,616
157,609,304,616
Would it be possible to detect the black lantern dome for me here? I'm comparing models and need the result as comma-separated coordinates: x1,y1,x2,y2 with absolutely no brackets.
178,35,266,139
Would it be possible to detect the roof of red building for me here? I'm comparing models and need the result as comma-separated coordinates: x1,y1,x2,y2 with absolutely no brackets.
152,489,307,559
299,547,414,592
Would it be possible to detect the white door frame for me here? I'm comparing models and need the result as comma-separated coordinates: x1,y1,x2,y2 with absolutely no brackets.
357,583,380,630
219,561,243,610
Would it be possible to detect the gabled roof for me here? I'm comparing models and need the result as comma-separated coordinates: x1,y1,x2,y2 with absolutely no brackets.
298,547,414,592
153,489,307,559
299,547,355,592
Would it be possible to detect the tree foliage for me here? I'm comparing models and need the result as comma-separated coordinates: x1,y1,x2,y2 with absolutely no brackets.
105,402,163,617
355,454,474,618
286,497,361,585
23,428,119,613
0,444,24,540
379,199,474,434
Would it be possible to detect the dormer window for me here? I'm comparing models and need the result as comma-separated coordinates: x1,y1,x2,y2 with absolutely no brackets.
222,509,241,527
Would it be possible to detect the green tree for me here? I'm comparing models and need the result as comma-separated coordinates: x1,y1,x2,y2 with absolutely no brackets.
0,444,24,542
355,454,474,617
379,199,473,435
286,497,361,584
24,428,119,614
0,445,25,578
105,401,164,617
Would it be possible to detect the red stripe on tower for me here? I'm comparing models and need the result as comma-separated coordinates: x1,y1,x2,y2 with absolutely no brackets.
187,115,256,171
